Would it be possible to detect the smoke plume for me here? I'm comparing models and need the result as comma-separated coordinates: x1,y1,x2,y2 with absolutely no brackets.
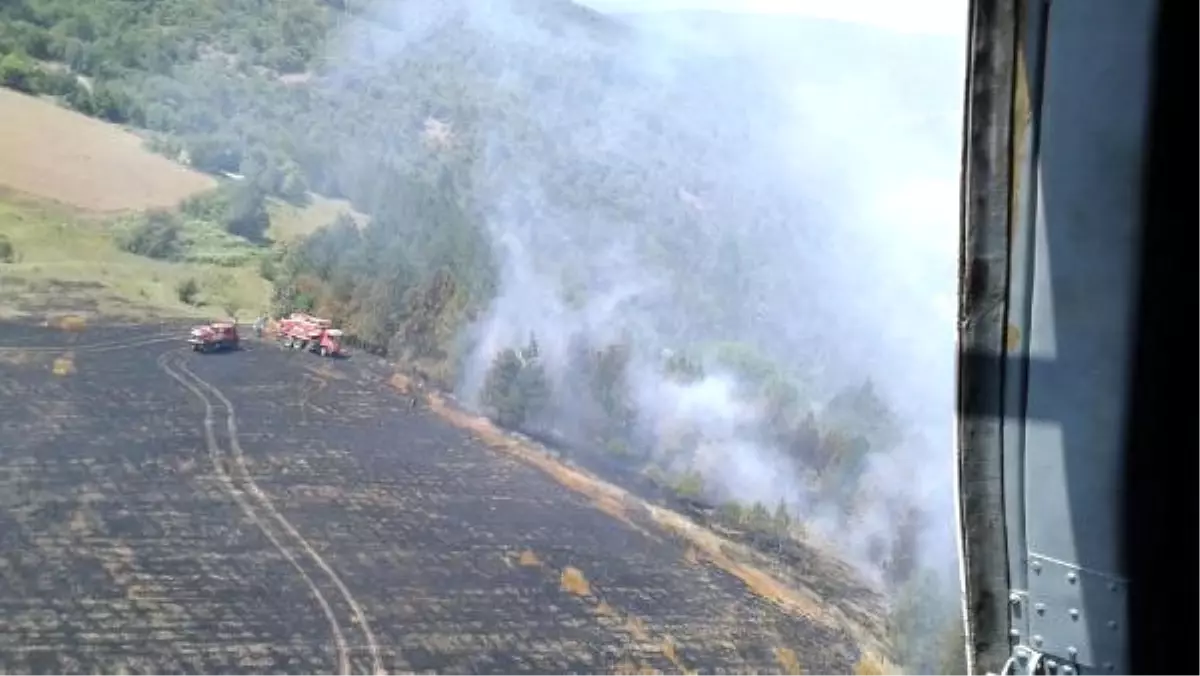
323,0,965,582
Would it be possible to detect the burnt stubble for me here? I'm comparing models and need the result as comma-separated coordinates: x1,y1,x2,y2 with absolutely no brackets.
0,321,859,675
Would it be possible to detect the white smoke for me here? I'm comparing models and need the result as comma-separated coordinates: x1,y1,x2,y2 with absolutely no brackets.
323,0,966,576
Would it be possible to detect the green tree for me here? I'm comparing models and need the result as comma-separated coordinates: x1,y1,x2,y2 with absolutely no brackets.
224,184,271,241
663,350,705,383
825,378,902,453
771,500,792,536
747,502,772,532
888,569,967,675
717,501,746,526
0,52,37,93
482,338,550,429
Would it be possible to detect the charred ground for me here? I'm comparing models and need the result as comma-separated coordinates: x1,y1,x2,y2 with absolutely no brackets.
0,320,882,675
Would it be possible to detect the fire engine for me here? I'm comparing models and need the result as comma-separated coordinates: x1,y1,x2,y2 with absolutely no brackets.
275,312,344,357
187,321,240,353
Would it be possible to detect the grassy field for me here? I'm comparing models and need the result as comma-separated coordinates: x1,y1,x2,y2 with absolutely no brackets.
0,89,217,212
0,193,272,320
0,88,356,322
267,194,369,243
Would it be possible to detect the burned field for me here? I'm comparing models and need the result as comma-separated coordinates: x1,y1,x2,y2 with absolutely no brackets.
0,321,874,674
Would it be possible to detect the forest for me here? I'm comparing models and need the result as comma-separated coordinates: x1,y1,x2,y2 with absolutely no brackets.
1,0,964,670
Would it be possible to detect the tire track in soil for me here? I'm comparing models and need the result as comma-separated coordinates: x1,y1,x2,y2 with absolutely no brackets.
0,334,177,354
166,352,385,676
157,351,355,675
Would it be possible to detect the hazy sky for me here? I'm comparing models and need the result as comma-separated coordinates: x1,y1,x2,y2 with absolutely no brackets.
580,0,968,37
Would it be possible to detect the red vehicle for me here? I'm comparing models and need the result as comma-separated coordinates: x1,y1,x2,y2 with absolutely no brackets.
276,312,344,357
188,321,240,353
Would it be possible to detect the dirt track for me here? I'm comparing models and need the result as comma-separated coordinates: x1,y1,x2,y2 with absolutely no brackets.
0,322,867,674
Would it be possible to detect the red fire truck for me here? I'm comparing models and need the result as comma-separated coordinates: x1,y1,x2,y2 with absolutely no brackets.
275,312,344,357
188,321,240,353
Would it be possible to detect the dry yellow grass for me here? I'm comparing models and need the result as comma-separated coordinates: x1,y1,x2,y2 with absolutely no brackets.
775,646,803,675
0,89,215,212
853,651,895,675
51,353,76,376
54,315,88,332
559,566,591,597
660,637,679,666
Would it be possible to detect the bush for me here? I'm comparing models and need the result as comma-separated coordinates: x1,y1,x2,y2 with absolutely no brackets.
604,438,633,458
0,234,16,263
672,470,705,498
175,278,200,305
0,52,37,93
180,184,271,242
117,210,182,259
259,255,278,281
181,187,231,223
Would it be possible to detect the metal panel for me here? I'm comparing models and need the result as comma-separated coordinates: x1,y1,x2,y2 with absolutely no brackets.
1000,0,1049,653
1014,1,1156,672
958,0,1159,673
1023,0,1154,570
1026,554,1128,672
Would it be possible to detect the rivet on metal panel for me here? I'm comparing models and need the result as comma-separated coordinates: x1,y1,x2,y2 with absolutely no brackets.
1062,665,1075,675
1046,659,1058,672
1108,581,1118,592
1103,663,1115,672
1107,620,1118,630
1034,602,1046,615
1066,646,1077,659
1068,608,1080,620
1066,572,1077,584
1009,629,1021,640
1009,592,1021,605
1031,635,1043,647
1015,647,1029,661
1031,560,1042,573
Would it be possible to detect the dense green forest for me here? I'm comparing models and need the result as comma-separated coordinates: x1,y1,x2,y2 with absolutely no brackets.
0,1,964,669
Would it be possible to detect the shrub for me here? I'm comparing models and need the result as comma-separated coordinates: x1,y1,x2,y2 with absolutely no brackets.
0,234,15,263
117,210,182,260
672,470,705,498
717,501,747,526
175,278,199,305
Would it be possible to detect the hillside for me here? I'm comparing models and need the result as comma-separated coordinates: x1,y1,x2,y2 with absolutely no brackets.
0,0,966,671
0,88,216,211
